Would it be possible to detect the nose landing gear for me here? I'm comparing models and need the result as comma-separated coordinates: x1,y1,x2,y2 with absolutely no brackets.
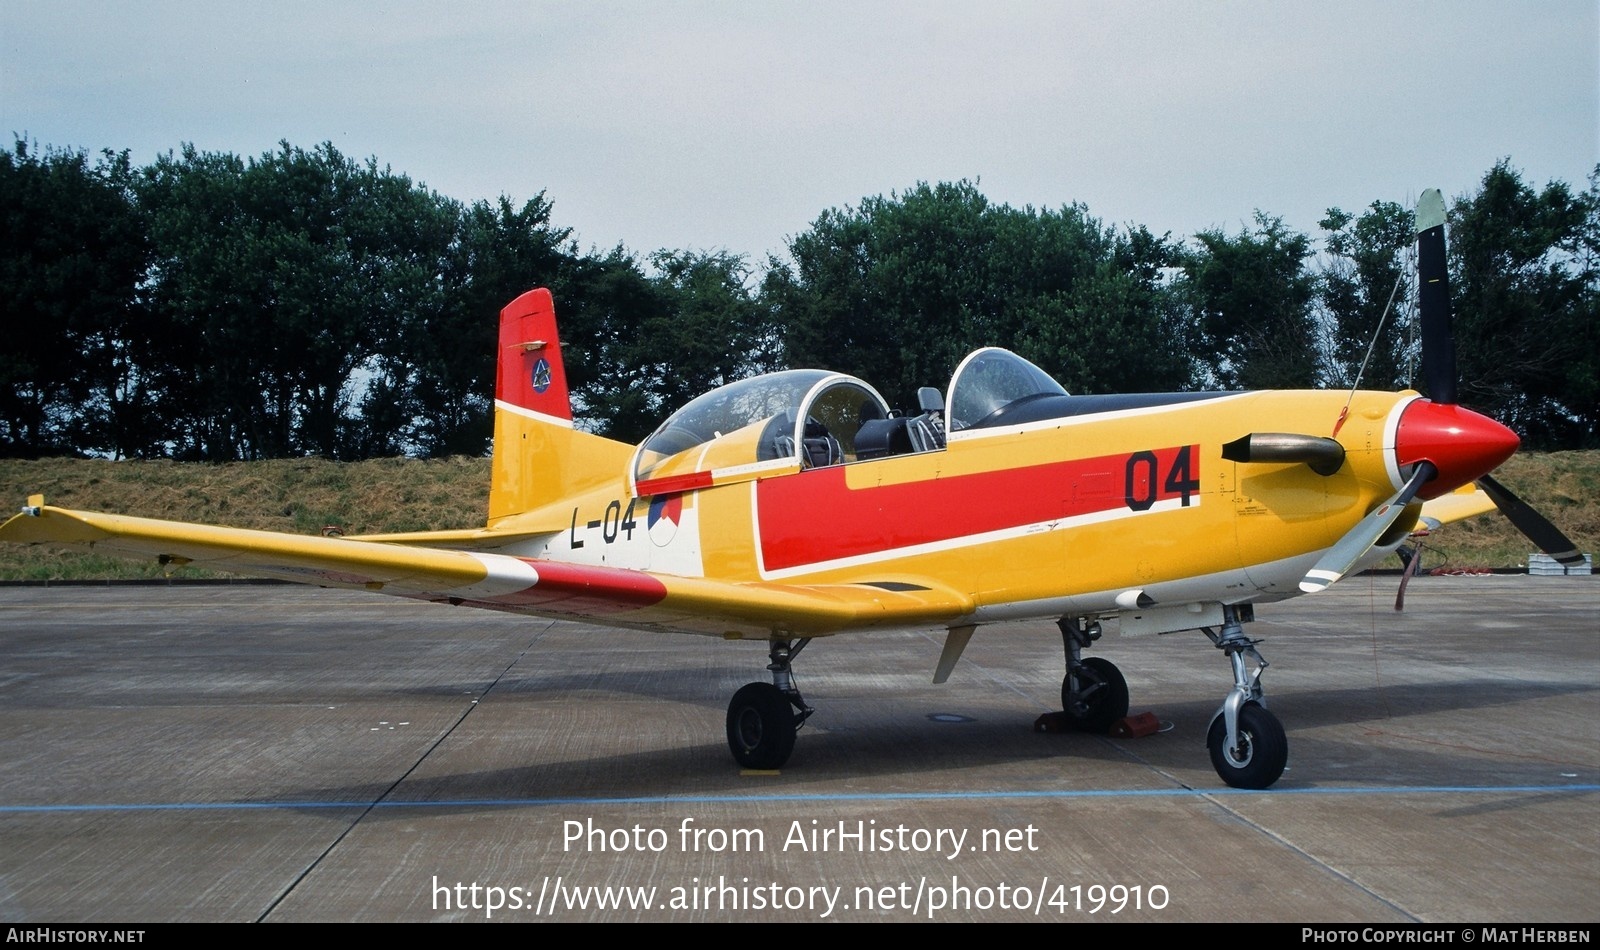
1202,606,1287,789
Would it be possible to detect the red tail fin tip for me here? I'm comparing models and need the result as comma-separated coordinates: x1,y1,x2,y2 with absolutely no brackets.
495,288,573,424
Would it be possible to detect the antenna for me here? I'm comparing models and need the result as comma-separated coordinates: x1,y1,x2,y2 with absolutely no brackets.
1332,271,1404,437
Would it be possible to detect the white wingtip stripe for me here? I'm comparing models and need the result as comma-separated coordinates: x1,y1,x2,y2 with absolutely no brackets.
443,553,540,599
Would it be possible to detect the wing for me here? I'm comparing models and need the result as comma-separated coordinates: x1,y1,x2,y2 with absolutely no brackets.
0,502,973,638
1416,482,1498,530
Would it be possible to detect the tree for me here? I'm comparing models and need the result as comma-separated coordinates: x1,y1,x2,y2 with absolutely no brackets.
768,182,993,408
356,194,572,458
0,140,154,457
1571,167,1600,445
1318,201,1413,392
140,142,458,459
1011,224,1196,395
560,248,776,443
1448,160,1598,447
767,180,1193,410
1179,214,1319,390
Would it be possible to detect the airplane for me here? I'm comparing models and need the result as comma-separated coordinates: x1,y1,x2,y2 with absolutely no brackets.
1,189,1584,790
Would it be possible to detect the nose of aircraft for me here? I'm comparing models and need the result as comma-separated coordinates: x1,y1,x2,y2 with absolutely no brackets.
1394,399,1520,500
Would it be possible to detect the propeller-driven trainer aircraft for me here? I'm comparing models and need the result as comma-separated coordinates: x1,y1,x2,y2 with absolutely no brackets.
2,190,1583,788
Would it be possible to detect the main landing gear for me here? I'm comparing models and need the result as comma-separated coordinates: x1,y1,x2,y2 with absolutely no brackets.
1202,605,1287,789
1057,617,1129,733
726,639,814,769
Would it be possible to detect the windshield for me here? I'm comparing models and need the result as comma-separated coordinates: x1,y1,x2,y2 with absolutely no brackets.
946,348,1068,430
635,370,831,484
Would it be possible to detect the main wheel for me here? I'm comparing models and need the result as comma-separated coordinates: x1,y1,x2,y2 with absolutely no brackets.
1206,702,1287,789
726,682,797,769
1061,656,1129,734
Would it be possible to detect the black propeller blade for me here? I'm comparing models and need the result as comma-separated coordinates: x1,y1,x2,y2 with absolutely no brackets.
1477,473,1586,565
1416,188,1458,405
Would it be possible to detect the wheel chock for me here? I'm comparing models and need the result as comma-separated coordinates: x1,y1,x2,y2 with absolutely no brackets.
1033,711,1073,732
1109,711,1161,738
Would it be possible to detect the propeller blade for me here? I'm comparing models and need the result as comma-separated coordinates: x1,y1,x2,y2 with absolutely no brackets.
1300,462,1436,594
1477,473,1585,564
1416,188,1458,405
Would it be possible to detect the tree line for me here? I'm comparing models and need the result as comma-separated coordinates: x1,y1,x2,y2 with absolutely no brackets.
3,138,1596,459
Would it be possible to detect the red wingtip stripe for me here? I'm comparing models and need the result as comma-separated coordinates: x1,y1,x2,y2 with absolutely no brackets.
488,559,669,615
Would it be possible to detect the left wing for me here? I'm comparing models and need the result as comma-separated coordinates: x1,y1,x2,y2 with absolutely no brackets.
0,501,973,638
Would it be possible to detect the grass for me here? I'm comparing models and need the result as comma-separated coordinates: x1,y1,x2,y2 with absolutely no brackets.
1412,451,1598,572
0,452,1595,581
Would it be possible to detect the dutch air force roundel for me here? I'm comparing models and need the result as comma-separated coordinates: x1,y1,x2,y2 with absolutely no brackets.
648,493,682,547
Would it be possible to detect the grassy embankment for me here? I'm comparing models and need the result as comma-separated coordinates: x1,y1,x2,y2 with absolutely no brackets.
0,452,1595,581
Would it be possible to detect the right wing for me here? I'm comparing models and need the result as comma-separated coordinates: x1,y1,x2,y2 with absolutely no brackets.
1416,482,1497,530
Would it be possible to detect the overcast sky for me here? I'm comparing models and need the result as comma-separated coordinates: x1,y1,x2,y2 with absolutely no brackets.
3,1,1596,266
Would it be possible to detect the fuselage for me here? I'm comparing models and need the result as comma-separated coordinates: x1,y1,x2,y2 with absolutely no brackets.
485,385,1509,635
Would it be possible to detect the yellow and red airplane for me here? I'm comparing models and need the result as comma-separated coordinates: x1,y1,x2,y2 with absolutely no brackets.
1,190,1583,789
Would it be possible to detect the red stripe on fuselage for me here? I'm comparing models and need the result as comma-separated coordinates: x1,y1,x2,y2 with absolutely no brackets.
756,445,1198,572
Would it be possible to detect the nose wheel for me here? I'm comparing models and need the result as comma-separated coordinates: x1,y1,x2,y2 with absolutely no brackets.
726,639,813,769
1206,701,1286,789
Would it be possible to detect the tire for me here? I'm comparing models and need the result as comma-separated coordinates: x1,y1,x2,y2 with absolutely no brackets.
726,682,797,769
1060,656,1129,734
1206,702,1287,789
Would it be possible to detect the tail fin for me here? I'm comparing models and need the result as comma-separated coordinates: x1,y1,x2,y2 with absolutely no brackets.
496,288,574,424
489,289,632,523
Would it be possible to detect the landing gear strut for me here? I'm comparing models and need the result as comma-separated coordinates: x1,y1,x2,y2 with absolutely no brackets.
1057,617,1129,733
1202,605,1287,789
726,639,814,769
